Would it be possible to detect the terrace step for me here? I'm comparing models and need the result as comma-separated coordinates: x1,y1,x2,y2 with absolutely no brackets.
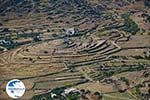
87,43,110,53
99,46,117,54
78,40,106,53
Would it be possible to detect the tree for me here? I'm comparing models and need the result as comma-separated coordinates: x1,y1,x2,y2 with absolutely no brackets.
94,92,102,99
94,92,101,96
85,90,91,94
25,49,29,52
120,77,130,86
80,89,85,93
29,58,33,62
44,51,48,54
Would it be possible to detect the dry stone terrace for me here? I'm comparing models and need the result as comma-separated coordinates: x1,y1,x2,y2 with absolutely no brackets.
0,34,149,89
0,30,125,79
0,30,150,96
0,31,149,85
0,0,150,99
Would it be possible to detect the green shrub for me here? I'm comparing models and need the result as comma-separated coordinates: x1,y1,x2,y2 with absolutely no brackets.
122,13,139,35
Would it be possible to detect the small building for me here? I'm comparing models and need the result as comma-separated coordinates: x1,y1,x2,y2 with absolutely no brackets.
64,88,80,94
51,93,57,98
65,27,78,36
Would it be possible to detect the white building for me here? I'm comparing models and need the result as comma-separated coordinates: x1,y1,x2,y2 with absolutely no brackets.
64,88,80,94
65,28,76,36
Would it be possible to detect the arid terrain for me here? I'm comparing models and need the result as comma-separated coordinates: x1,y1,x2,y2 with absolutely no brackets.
0,0,150,100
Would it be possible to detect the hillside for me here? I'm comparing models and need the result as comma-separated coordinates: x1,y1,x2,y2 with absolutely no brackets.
0,0,150,100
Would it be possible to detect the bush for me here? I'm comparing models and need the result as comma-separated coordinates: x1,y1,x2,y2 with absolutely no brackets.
120,77,130,86
144,0,150,8
122,13,139,35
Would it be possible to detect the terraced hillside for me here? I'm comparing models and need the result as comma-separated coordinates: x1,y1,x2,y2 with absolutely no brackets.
0,0,150,100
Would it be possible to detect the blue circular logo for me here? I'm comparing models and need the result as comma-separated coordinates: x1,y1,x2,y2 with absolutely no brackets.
6,79,25,99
